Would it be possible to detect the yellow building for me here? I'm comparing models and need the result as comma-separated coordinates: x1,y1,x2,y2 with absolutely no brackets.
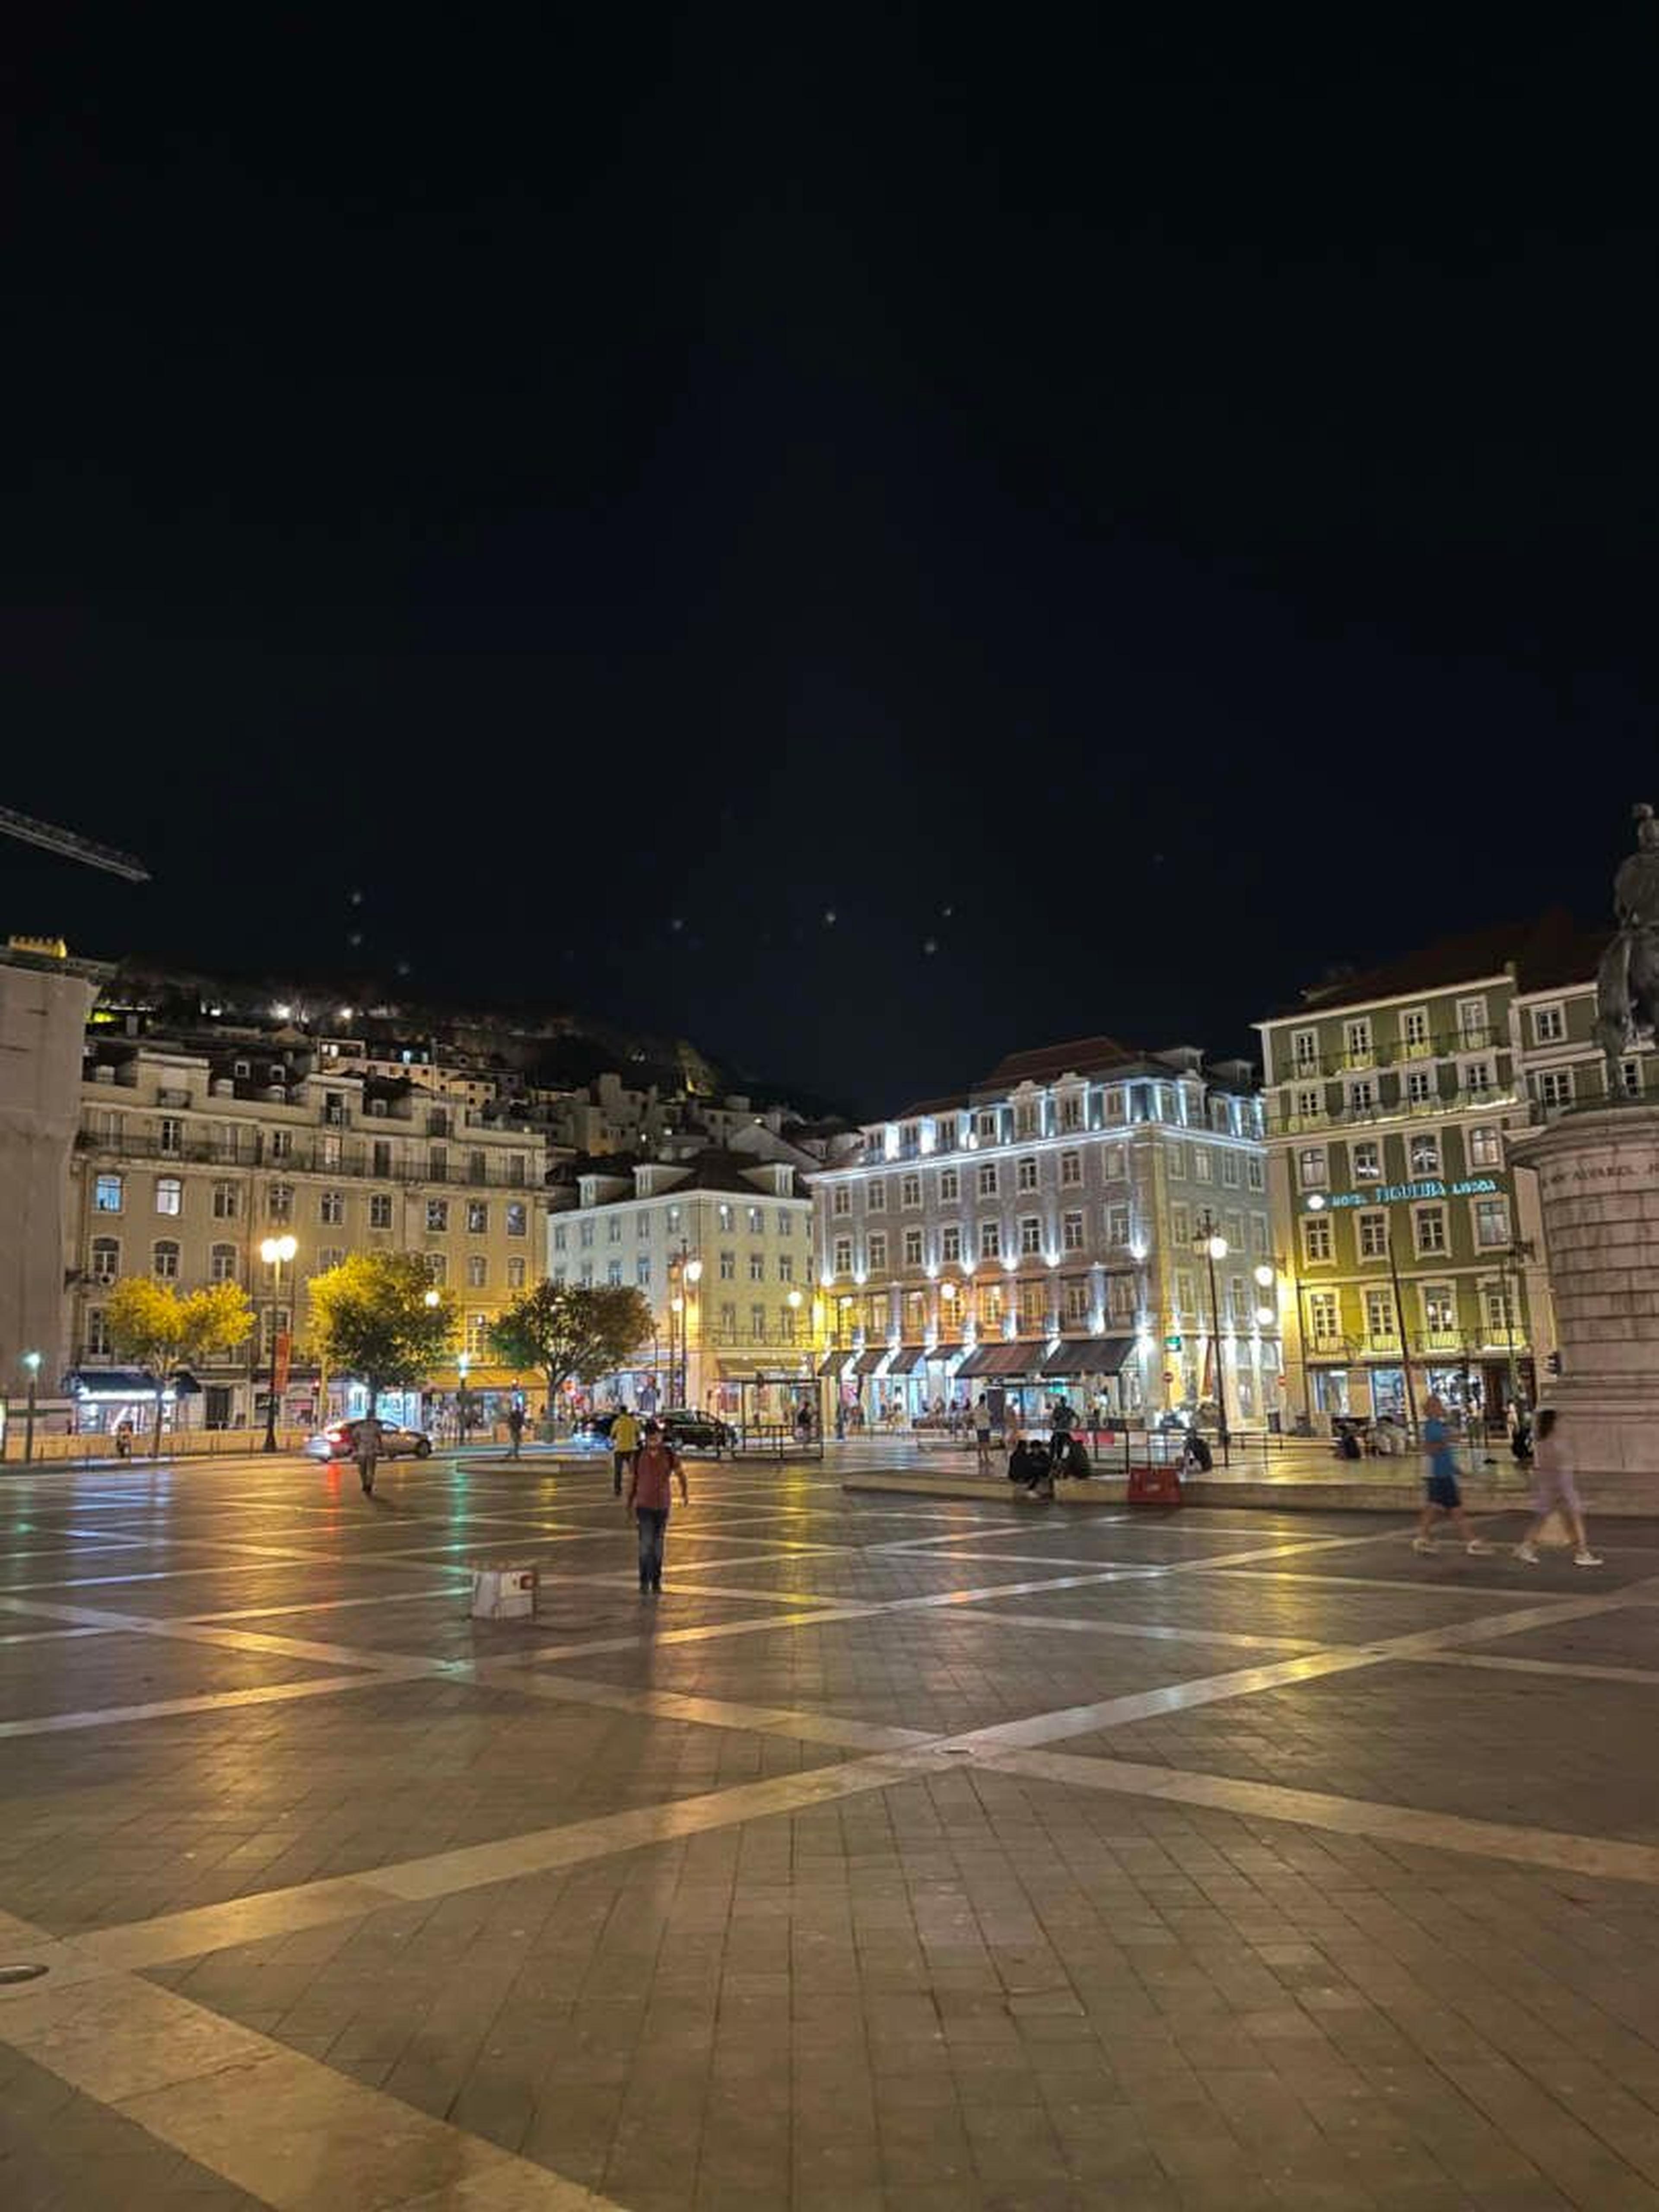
68,1036,548,1433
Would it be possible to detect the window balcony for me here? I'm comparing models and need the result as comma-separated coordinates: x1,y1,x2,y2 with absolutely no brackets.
75,1128,537,1189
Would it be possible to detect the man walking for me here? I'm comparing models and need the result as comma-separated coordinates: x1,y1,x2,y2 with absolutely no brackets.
1413,1393,1490,1556
505,1398,525,1460
625,1417,688,1594
973,1394,993,1473
610,1405,640,1497
356,1411,382,1498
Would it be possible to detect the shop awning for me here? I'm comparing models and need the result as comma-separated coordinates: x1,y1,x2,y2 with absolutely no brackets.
956,1340,1041,1379
1039,1337,1136,1378
925,1343,963,1363
885,1346,925,1374
852,1348,889,1376
817,1350,851,1378
65,1369,168,1396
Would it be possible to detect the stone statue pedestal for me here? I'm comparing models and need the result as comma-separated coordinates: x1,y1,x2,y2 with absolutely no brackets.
1510,1106,1659,1500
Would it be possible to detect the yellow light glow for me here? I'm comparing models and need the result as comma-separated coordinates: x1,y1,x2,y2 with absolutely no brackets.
260,1235,297,1265
1254,1263,1274,1288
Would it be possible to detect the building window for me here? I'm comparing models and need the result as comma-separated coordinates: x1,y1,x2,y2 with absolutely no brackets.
1019,1216,1042,1255
1307,1290,1341,1348
579,1262,593,1287
1531,1004,1567,1045
833,1236,853,1274
635,1255,650,1287
717,1203,734,1232
1108,1274,1135,1321
1414,1206,1448,1256
1220,1151,1241,1188
1483,1285,1516,1341
1173,1268,1195,1318
868,1232,888,1271
1059,1150,1081,1187
1302,1215,1332,1264
1409,1133,1440,1177
86,1308,111,1357
159,1116,184,1156
1192,1148,1214,1183
1016,1156,1039,1193
1347,1077,1376,1113
1457,997,1490,1049
1059,1094,1083,1132
369,1193,393,1230
1344,1017,1373,1066
578,1220,594,1249
1297,1147,1327,1191
939,1167,959,1202
1290,1028,1319,1076
1101,1144,1126,1180
466,1200,488,1233
666,1205,681,1233
269,1129,292,1162
1475,1196,1511,1249
750,1303,767,1343
318,1246,343,1273
1468,1125,1502,1169
423,1253,447,1286
1170,1200,1191,1244
978,1220,1001,1260
465,1311,490,1359
1102,1089,1125,1122
832,1186,851,1217
507,1256,526,1290
867,1182,887,1214
154,1176,182,1217
606,1260,622,1285
1364,1287,1397,1347
1620,1057,1643,1100
941,1224,961,1263
553,1224,567,1253
719,1250,735,1281
1106,1203,1130,1246
320,1189,344,1225
778,1208,794,1236
1405,1067,1435,1108
466,1254,487,1289
903,1228,923,1266
1060,1278,1088,1322
211,1181,238,1219
901,1174,921,1208
747,1205,764,1235
265,1182,293,1223
89,1236,121,1283
1351,1142,1380,1181
607,1215,622,1244
1535,1067,1575,1112
206,1242,236,1283
1013,1100,1039,1139
979,1281,1004,1328
777,1251,794,1282
749,1252,766,1281
1357,1210,1389,1260
1399,1007,1430,1057
426,1198,449,1233
976,1163,998,1198
1294,1086,1322,1123
153,1239,180,1280
506,1203,527,1237
1246,1157,1264,1192
1062,1210,1085,1252
1421,1285,1456,1340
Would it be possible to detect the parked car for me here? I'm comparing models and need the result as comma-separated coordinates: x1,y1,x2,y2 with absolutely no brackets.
305,1418,432,1462
581,1408,735,1454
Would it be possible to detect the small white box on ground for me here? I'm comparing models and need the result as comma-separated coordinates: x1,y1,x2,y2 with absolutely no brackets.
470,1562,537,1619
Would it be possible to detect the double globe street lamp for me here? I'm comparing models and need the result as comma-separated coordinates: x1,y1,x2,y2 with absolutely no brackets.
259,1234,297,1452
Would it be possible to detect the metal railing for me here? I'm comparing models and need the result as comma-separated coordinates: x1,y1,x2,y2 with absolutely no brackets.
77,1130,538,1189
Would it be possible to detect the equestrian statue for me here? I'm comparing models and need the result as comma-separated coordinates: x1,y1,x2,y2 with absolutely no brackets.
1596,804,1659,1089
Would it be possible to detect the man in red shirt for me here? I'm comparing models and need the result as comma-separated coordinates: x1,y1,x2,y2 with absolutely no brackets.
625,1418,689,1593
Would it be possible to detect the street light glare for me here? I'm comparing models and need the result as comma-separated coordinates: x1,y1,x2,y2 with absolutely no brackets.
1254,1263,1275,1288
260,1234,297,1264
1207,1234,1228,1261
684,1258,704,1284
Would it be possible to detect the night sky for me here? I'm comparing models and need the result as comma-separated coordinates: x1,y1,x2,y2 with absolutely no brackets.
6,16,1655,1116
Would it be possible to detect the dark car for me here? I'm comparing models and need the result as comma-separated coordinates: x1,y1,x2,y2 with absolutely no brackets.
584,1408,734,1454
305,1418,432,1462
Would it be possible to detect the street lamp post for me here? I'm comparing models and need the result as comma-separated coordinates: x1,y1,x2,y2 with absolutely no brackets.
667,1243,703,1409
258,1234,297,1453
21,1352,41,1465
1382,1217,1420,1439
1194,1211,1231,1462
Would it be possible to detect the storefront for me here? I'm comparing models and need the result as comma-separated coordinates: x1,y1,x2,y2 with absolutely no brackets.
1038,1336,1138,1416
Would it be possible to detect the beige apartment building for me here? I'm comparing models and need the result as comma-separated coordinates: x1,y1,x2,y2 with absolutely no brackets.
547,1149,817,1420
68,1034,548,1433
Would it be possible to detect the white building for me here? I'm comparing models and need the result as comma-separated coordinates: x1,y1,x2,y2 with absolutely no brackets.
811,1037,1276,1430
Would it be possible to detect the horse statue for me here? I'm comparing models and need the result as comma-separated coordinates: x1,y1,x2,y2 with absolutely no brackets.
1595,804,1659,1089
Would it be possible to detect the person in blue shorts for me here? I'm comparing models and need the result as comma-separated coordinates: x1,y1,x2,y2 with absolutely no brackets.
1413,1393,1491,1556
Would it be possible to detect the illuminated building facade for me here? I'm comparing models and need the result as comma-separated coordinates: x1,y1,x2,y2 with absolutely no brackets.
1255,911,1647,1429
812,1039,1273,1428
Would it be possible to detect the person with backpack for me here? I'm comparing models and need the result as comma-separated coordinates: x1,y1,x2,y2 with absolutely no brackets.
625,1417,689,1593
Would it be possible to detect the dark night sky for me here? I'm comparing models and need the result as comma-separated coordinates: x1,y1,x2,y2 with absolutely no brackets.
5,14,1656,1115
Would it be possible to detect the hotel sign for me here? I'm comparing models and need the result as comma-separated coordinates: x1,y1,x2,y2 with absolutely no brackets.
1311,1176,1499,1211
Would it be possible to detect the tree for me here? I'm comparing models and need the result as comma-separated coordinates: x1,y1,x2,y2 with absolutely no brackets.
103,1278,254,1457
306,1252,459,1414
487,1281,652,1414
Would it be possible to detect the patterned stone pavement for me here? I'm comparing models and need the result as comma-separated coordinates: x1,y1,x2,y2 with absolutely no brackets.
3,1450,1659,2207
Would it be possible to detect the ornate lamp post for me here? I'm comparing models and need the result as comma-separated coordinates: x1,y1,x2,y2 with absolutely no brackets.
1193,1210,1231,1459
258,1234,297,1452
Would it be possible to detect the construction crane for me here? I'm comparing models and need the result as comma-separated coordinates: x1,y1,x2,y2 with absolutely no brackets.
0,804,149,882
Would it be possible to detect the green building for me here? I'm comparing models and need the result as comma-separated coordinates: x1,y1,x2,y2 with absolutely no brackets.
1255,910,1647,1431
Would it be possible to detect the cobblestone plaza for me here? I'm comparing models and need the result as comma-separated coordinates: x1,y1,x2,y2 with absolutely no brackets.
3,1451,1659,2208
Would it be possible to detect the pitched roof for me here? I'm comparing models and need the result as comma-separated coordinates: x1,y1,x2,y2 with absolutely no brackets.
974,1035,1139,1090
1273,907,1592,1017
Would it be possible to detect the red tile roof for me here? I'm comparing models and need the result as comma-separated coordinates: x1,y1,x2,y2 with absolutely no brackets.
1274,907,1594,1017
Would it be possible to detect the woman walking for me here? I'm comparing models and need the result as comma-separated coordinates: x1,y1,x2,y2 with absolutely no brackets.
1515,1407,1602,1567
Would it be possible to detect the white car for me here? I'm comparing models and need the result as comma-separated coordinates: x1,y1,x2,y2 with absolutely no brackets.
305,1419,432,1462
